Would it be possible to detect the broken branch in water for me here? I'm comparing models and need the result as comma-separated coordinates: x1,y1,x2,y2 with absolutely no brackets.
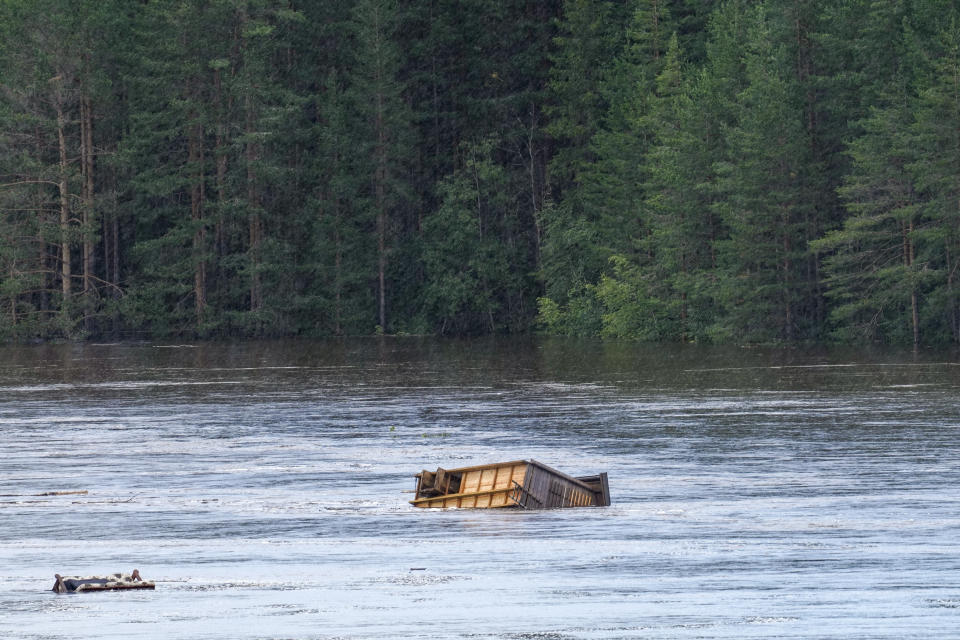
0,490,88,497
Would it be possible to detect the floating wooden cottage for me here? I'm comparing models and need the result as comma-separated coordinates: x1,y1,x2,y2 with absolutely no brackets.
52,570,155,593
411,459,610,509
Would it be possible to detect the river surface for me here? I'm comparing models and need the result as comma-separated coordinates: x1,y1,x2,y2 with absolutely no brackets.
1,339,958,639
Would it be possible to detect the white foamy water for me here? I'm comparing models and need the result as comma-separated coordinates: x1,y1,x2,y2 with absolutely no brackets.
1,340,959,639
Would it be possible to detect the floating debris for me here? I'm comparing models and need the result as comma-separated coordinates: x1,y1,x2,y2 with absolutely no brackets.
52,569,155,593
0,490,87,497
411,459,610,509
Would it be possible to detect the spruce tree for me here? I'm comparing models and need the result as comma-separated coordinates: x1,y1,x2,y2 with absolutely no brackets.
816,102,924,344
304,69,377,335
906,15,960,343
349,0,413,333
540,0,630,317
815,1,942,345
0,0,122,337
538,0,672,336
421,138,525,334
640,34,724,341
712,3,812,342
118,0,230,336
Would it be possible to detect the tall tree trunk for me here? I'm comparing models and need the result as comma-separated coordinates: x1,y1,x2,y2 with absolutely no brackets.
31,125,50,316
53,80,72,309
111,209,119,292
526,106,543,270
375,70,387,331
214,66,228,295
189,119,207,327
246,94,263,315
101,214,110,291
334,223,343,336
101,163,118,304
948,243,959,343
904,220,919,346
238,6,262,318
782,207,794,341
7,257,16,326
330,142,344,336
911,289,920,346
80,90,95,331
376,168,386,331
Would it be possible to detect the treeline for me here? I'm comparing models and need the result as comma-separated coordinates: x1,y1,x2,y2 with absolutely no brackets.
0,0,957,345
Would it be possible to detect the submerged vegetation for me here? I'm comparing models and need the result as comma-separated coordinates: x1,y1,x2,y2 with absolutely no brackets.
0,0,958,346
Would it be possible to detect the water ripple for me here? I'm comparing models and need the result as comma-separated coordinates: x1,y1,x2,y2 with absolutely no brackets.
1,340,958,639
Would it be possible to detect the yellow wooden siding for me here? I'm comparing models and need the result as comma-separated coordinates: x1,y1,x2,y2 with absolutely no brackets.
411,461,530,508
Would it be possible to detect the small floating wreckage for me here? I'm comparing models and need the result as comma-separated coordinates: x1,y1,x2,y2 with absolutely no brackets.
411,459,610,509
52,569,155,593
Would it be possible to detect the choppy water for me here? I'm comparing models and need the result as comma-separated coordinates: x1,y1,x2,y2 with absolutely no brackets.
1,339,958,639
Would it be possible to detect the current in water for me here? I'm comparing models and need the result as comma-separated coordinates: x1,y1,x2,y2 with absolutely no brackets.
1,339,958,639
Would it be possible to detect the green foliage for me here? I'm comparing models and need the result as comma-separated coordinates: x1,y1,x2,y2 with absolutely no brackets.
540,0,630,303
642,33,725,342
711,4,813,343
594,255,666,340
541,0,669,308
536,287,602,337
421,138,529,334
2,0,960,345
818,102,922,343
908,15,960,343
816,6,960,345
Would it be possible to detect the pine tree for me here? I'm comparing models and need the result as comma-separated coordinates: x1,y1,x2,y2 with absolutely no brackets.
303,69,377,335
538,0,673,336
711,3,812,342
118,0,229,336
117,0,305,337
583,9,683,342
421,138,524,334
906,15,960,343
233,1,305,334
581,0,677,259
349,0,413,333
540,0,630,313
639,34,724,340
613,1,752,342
816,102,924,344
814,1,942,345
0,0,123,337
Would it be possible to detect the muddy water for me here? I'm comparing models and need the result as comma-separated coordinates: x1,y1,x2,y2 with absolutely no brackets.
1,339,958,639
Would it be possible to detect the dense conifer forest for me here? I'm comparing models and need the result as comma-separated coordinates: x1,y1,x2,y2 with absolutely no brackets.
1,0,958,345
